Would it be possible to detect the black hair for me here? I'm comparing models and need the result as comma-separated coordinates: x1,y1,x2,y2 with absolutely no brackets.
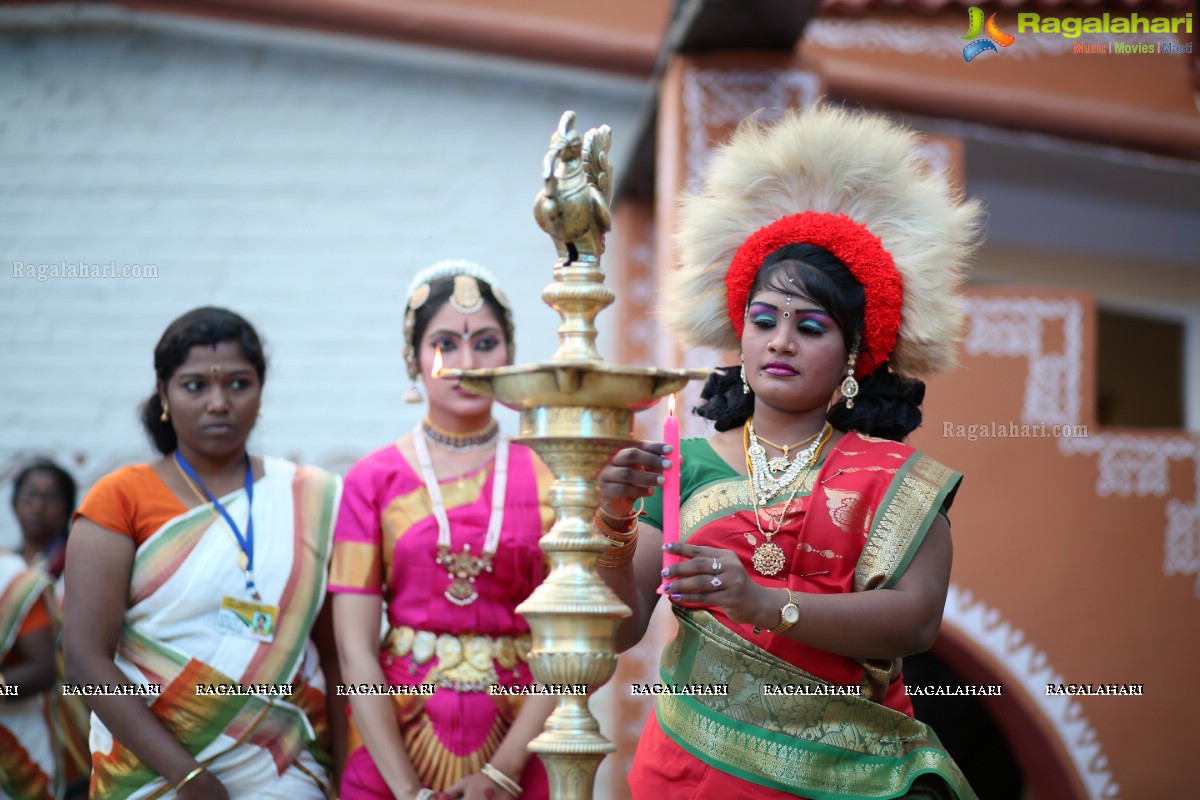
693,244,925,441
408,276,515,377
11,459,77,518
139,307,267,455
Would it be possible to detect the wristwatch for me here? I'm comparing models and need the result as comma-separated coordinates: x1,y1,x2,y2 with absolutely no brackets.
754,590,800,635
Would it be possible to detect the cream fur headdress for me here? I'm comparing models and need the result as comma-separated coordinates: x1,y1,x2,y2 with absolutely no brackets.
662,104,983,377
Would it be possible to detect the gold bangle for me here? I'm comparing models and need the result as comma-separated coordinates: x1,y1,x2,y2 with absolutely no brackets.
597,528,638,568
175,765,205,792
594,507,639,538
482,762,522,797
603,497,645,522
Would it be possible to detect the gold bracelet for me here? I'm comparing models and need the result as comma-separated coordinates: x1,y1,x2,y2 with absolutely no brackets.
594,507,639,538
482,762,522,797
175,765,205,792
603,497,645,521
597,528,638,569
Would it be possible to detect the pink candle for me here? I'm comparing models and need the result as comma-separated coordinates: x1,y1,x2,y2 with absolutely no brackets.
662,393,681,572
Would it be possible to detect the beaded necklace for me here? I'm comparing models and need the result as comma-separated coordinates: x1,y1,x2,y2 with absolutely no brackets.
421,416,500,453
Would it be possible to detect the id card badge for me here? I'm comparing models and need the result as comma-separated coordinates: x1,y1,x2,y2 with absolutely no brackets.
217,596,278,642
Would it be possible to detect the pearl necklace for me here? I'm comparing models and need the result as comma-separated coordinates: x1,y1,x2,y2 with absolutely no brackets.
413,425,509,607
746,420,830,506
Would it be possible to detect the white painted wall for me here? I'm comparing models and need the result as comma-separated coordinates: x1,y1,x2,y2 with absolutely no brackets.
0,6,647,547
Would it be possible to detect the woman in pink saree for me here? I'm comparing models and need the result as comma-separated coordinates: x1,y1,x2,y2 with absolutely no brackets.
330,261,553,800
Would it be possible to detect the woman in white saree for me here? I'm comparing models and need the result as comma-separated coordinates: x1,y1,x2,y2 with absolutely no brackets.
65,307,343,800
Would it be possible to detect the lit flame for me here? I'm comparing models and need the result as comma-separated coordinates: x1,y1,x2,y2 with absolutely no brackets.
668,393,676,416
431,346,444,378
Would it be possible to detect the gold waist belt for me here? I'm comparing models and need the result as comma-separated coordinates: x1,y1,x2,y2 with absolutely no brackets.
384,626,532,693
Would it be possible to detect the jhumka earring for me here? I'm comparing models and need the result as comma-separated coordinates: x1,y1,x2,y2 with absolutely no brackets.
159,401,169,423
403,381,423,404
842,350,860,409
740,355,751,395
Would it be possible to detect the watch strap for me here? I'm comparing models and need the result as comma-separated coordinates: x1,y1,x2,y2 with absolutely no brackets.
753,589,798,635
769,589,799,635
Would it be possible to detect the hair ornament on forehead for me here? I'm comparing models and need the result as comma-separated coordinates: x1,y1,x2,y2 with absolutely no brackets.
409,283,431,312
404,259,509,312
450,274,484,315
662,104,982,378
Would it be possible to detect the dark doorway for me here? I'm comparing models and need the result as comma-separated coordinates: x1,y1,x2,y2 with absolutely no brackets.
904,651,1027,799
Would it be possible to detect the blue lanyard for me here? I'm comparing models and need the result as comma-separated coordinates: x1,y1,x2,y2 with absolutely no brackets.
174,451,257,597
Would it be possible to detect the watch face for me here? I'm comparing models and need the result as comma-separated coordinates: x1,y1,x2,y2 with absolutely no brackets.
782,605,800,624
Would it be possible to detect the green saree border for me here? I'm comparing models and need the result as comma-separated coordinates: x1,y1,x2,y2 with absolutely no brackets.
656,609,976,800
854,454,961,592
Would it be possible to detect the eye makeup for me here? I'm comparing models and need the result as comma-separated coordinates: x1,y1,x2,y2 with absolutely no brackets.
794,311,833,334
747,301,833,333
747,302,777,325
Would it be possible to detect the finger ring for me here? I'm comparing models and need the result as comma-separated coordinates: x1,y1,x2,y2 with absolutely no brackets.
712,558,721,573
710,576,722,589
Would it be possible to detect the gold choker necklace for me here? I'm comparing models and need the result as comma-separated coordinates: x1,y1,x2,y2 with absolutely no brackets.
752,428,822,473
744,421,832,577
421,417,499,453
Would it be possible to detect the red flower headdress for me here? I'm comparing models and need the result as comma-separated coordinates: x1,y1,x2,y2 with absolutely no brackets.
661,105,982,378
726,212,902,377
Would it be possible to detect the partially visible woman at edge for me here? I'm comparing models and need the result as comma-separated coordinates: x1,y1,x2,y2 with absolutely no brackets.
1,546,58,799
8,459,91,798
12,460,76,586
64,307,345,800
597,106,982,799
330,261,554,800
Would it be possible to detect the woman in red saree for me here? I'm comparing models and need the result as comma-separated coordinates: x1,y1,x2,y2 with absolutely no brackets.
330,261,553,800
597,106,982,799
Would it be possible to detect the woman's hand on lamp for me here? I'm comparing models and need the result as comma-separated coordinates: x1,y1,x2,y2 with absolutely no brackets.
596,441,671,522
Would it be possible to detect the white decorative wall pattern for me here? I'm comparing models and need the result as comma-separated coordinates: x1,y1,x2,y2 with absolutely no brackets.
962,295,1200,595
962,296,1083,426
682,66,820,185
1059,434,1200,596
627,220,658,360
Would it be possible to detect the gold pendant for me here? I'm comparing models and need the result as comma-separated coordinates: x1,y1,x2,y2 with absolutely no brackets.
751,541,787,577
436,544,492,607
767,456,790,472
445,576,479,606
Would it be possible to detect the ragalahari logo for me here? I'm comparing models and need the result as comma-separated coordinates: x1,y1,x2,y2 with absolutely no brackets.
962,7,1016,61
